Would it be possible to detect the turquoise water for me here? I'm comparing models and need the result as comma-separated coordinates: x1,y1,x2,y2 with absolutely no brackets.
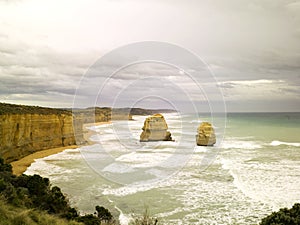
25,113,300,224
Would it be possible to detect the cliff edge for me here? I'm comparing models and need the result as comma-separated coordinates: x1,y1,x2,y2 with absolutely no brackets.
0,103,175,163
0,103,83,163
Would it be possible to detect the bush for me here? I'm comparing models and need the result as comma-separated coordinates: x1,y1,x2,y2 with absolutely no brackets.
96,205,113,222
260,203,300,225
0,157,115,225
0,158,12,173
76,214,101,225
0,198,82,225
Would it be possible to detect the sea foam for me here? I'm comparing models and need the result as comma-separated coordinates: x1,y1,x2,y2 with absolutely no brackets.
221,139,263,149
270,140,300,147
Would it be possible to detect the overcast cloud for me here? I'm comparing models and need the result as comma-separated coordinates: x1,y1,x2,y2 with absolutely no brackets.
0,0,299,111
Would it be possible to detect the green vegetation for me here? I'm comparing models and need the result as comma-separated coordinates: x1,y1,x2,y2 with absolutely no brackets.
0,157,115,225
0,156,160,224
0,198,81,225
0,102,71,115
260,203,300,225
0,102,175,120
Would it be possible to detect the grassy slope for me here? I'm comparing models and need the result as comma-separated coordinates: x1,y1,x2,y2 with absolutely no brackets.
0,102,71,115
0,102,176,116
0,198,82,225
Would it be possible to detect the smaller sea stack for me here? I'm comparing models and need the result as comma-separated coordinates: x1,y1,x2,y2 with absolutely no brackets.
196,122,216,146
140,114,172,142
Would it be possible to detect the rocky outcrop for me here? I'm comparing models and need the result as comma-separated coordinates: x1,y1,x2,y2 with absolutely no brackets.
0,103,85,163
69,107,177,123
196,122,216,146
140,114,172,142
0,103,174,162
0,113,84,163
73,107,132,124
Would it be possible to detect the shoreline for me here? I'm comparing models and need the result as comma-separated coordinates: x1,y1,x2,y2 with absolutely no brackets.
83,121,111,145
11,121,111,176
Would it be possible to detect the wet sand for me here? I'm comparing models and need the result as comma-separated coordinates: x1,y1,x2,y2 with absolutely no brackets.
11,121,111,176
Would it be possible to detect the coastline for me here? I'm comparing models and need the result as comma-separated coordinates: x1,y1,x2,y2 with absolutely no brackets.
11,121,111,176
83,121,111,145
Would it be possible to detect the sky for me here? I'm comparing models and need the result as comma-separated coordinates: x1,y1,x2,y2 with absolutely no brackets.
0,0,299,112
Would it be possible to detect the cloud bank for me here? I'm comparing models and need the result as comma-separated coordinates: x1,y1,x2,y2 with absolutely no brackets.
0,0,299,111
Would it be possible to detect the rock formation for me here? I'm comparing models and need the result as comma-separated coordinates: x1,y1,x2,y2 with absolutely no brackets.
0,103,84,163
140,114,172,142
0,103,175,162
73,107,133,123
196,122,216,146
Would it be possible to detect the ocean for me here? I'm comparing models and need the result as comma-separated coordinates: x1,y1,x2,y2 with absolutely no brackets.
25,112,300,225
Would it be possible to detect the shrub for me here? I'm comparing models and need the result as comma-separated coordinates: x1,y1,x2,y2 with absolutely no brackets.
260,203,300,225
0,158,12,173
96,205,113,222
76,214,101,225
0,157,115,225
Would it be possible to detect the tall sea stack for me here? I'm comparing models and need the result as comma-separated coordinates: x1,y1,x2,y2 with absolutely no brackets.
196,122,216,146
140,114,172,142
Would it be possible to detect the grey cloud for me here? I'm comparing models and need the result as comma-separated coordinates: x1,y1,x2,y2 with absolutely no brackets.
279,87,300,95
0,0,299,111
217,83,235,89
210,50,300,73
0,36,98,103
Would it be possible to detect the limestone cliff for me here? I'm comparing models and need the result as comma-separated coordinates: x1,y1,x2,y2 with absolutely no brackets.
0,103,83,163
0,103,173,162
73,107,132,124
72,107,176,123
196,122,216,146
140,114,172,142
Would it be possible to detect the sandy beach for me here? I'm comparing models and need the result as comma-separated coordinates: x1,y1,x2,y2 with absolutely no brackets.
11,121,111,176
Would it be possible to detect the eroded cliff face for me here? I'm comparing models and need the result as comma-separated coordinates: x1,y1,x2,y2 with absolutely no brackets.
0,103,170,163
0,113,83,163
74,107,132,123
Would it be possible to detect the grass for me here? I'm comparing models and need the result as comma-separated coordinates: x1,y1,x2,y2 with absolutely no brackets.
0,197,159,225
0,102,71,115
0,198,82,225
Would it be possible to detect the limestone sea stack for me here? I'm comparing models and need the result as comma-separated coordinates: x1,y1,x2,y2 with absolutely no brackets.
140,114,172,142
196,122,216,146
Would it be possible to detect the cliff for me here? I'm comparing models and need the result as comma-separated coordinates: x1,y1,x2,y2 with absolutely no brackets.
0,103,175,163
0,103,83,163
71,107,176,123
72,107,132,124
